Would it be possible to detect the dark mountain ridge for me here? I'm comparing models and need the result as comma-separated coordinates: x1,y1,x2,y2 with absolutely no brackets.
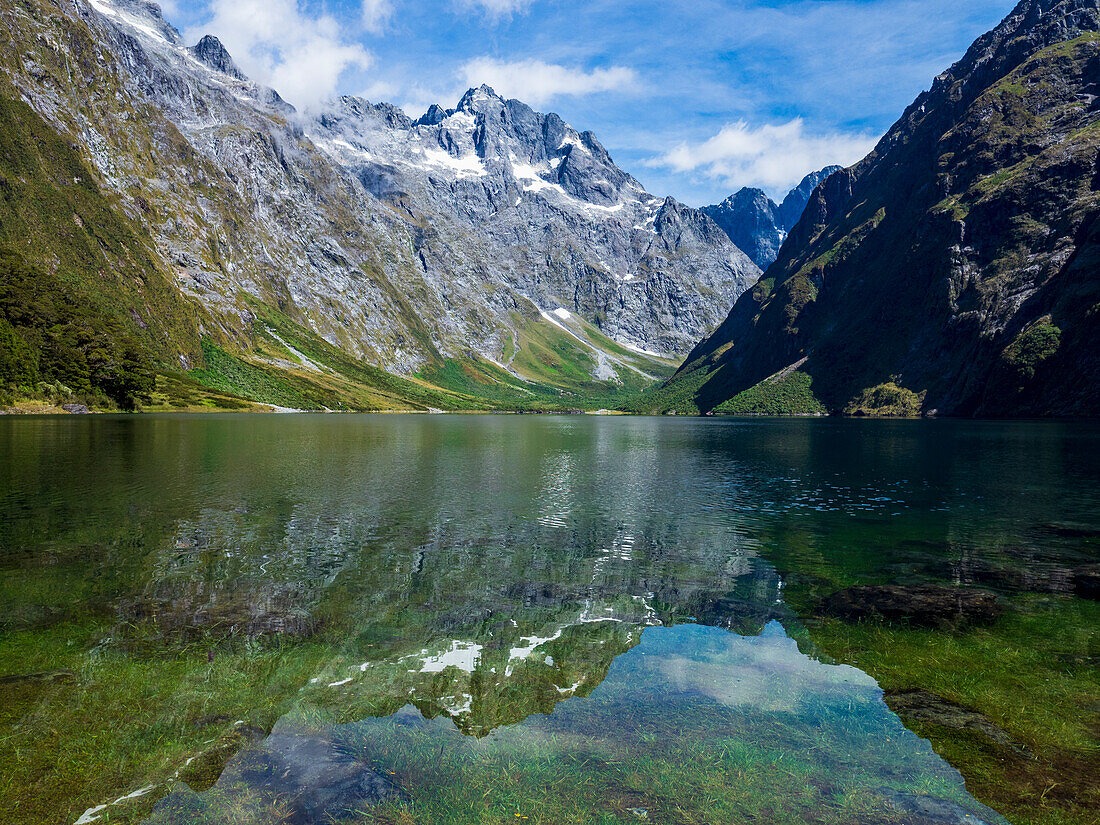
643,0,1100,417
702,167,841,269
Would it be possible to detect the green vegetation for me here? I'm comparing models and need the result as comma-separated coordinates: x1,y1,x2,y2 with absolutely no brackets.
713,369,827,416
0,619,336,824
177,306,674,414
625,361,829,418
419,313,675,412
0,93,204,407
944,35,1100,223
619,363,709,415
809,599,1100,825
1001,318,1062,381
752,277,776,302
931,194,970,221
246,305,487,411
190,339,322,409
0,249,154,408
143,373,262,412
784,207,886,324
751,506,1100,825
844,382,926,417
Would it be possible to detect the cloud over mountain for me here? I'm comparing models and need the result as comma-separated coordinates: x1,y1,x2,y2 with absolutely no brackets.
649,119,878,199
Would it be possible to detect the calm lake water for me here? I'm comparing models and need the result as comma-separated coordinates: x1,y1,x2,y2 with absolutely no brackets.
1,415,1097,825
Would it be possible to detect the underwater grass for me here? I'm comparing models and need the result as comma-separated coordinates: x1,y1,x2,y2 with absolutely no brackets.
0,621,338,825
146,623,1000,825
327,692,974,825
807,597,1100,825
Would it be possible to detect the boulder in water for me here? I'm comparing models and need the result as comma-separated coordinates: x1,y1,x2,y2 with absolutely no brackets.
820,585,1000,627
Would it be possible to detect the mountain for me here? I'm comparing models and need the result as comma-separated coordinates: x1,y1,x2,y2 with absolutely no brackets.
309,85,759,359
0,0,759,412
639,0,1100,417
701,168,841,269
775,167,842,229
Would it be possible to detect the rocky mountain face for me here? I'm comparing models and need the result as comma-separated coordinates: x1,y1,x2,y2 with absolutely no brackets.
310,85,759,358
0,0,760,411
701,168,841,269
646,0,1100,417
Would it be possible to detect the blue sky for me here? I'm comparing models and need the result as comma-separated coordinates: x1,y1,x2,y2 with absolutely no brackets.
160,0,1018,205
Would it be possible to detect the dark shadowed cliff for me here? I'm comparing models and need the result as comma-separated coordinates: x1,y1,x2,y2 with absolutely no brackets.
637,0,1100,417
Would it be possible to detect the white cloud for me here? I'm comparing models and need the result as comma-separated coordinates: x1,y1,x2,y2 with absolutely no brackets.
649,119,878,197
456,0,535,18
460,58,637,106
189,0,373,109
361,0,395,33
360,79,400,103
397,86,461,118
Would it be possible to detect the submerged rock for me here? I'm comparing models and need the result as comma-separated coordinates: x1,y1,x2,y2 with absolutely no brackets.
234,729,408,823
157,725,407,823
1040,522,1100,539
820,585,1000,627
1073,565,1100,600
962,557,1075,595
179,721,266,792
686,593,791,637
885,689,1021,750
877,788,997,825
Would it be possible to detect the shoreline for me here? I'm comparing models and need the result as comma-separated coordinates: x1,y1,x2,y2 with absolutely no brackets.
3,402,1096,422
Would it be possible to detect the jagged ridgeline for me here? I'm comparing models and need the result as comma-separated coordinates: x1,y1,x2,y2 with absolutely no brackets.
639,0,1100,417
0,0,767,412
701,167,842,270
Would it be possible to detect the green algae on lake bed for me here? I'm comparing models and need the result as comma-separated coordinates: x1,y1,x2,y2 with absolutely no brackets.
805,599,1100,825
0,415,1097,825
148,624,1008,825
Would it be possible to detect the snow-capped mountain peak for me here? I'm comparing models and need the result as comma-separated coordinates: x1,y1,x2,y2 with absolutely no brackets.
38,0,761,374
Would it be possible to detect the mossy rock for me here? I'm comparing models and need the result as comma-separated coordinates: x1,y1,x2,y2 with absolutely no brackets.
844,382,926,417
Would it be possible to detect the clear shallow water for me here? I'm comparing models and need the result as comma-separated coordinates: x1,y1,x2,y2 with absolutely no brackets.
0,415,1097,825
150,623,1006,825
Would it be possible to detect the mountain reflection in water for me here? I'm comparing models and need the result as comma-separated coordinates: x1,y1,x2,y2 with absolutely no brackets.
1,415,1095,825
150,623,1010,825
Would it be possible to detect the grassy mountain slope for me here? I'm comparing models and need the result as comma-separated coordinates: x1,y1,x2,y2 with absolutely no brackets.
0,89,443,413
0,91,203,408
0,89,670,412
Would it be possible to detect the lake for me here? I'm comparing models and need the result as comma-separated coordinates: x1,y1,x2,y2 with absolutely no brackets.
0,415,1097,825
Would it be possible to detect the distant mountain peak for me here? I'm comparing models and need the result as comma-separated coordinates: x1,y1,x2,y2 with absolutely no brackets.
776,166,842,229
84,0,183,47
414,104,450,128
188,35,245,81
458,85,504,112
702,167,841,269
